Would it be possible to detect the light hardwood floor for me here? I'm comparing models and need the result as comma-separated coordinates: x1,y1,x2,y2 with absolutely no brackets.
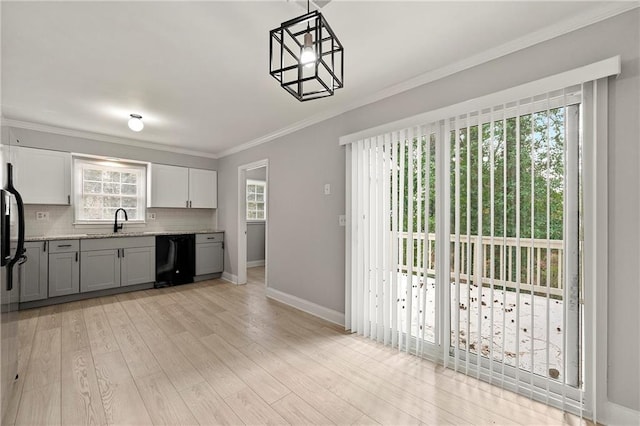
6,267,586,425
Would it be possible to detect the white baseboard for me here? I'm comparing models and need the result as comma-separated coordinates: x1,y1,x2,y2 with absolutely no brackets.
247,260,265,268
601,401,640,425
266,287,345,327
221,271,238,285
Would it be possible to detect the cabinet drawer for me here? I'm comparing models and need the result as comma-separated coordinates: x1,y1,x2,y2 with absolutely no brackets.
196,233,223,244
48,239,79,253
81,236,155,251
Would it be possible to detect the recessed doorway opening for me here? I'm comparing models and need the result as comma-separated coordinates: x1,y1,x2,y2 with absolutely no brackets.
237,159,269,287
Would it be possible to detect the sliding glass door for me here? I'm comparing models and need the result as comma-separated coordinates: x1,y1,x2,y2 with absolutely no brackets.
347,87,588,411
445,95,581,401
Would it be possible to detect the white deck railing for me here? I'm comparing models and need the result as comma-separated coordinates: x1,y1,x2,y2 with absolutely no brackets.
399,232,564,298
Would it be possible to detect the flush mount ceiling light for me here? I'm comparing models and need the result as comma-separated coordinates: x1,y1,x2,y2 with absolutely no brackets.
269,0,344,102
127,114,144,132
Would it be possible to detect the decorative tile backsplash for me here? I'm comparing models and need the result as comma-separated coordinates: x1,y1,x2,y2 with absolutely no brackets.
24,205,217,237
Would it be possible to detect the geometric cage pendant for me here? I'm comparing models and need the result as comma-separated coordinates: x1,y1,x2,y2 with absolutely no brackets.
270,10,344,102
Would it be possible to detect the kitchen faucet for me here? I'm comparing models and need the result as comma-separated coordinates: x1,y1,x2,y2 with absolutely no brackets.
113,208,128,233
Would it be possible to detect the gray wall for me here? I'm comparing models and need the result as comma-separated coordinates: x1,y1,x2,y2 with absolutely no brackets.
246,167,266,181
247,223,265,262
217,10,640,411
5,126,219,236
7,127,217,170
246,166,266,263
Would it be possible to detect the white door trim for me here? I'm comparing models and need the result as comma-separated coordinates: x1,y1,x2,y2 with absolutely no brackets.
237,159,269,286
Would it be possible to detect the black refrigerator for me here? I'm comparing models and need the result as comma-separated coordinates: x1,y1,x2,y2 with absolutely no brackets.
0,155,25,421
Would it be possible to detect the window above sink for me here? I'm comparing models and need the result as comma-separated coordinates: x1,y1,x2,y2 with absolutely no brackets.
73,156,147,224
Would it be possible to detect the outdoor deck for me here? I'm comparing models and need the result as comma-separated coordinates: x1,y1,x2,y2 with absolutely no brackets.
399,274,565,380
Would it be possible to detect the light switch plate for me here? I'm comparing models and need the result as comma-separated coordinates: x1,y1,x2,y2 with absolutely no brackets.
339,215,346,226
35,211,49,221
324,183,331,195
147,213,156,220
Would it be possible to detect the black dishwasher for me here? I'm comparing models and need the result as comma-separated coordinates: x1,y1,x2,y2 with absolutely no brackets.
155,234,195,287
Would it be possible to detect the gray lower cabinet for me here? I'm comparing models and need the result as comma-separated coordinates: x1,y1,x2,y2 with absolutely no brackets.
121,247,155,286
20,241,48,302
80,249,121,292
195,233,224,275
48,239,80,297
80,236,155,292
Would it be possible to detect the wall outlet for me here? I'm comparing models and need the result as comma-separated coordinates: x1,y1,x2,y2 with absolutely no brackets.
324,183,331,195
35,211,49,221
339,214,346,226
147,212,156,220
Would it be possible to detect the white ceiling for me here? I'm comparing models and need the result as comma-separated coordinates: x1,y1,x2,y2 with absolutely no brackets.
0,1,627,157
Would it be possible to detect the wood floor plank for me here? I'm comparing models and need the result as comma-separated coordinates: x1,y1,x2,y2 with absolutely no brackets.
271,392,335,425
144,301,187,336
18,309,39,349
223,386,289,425
179,381,244,426
93,350,154,426
200,333,291,404
108,322,161,379
84,305,120,355
61,302,91,353
14,267,580,426
351,414,381,425
170,331,246,398
22,328,61,391
316,339,521,425
140,327,205,392
15,382,61,426
35,304,63,331
163,302,215,338
239,343,365,425
135,371,198,426
3,374,23,426
101,300,161,379
61,348,108,426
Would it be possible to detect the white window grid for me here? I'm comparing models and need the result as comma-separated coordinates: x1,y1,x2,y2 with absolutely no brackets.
74,157,147,223
247,179,266,221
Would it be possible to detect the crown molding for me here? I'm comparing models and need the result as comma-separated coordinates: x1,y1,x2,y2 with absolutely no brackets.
1,117,219,159
216,1,639,159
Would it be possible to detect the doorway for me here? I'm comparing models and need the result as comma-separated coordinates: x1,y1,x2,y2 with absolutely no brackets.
237,159,268,286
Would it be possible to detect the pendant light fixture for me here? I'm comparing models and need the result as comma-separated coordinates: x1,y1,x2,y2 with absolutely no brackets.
269,0,344,102
127,114,144,132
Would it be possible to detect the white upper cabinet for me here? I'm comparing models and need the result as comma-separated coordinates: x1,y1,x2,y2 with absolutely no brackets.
148,164,217,209
188,168,217,209
13,146,71,205
147,163,189,208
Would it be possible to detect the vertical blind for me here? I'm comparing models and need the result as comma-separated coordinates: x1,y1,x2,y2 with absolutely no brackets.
344,58,619,419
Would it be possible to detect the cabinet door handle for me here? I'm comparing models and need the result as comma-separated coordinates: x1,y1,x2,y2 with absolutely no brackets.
67,195,71,205
121,249,125,258
43,241,47,252
207,237,216,240
57,244,72,248
75,252,78,262
190,200,192,208
186,200,189,208
117,249,120,258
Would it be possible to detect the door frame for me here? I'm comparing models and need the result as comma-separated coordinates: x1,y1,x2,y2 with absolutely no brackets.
237,159,269,286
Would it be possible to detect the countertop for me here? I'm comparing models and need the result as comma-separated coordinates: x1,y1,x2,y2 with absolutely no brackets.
25,229,224,242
